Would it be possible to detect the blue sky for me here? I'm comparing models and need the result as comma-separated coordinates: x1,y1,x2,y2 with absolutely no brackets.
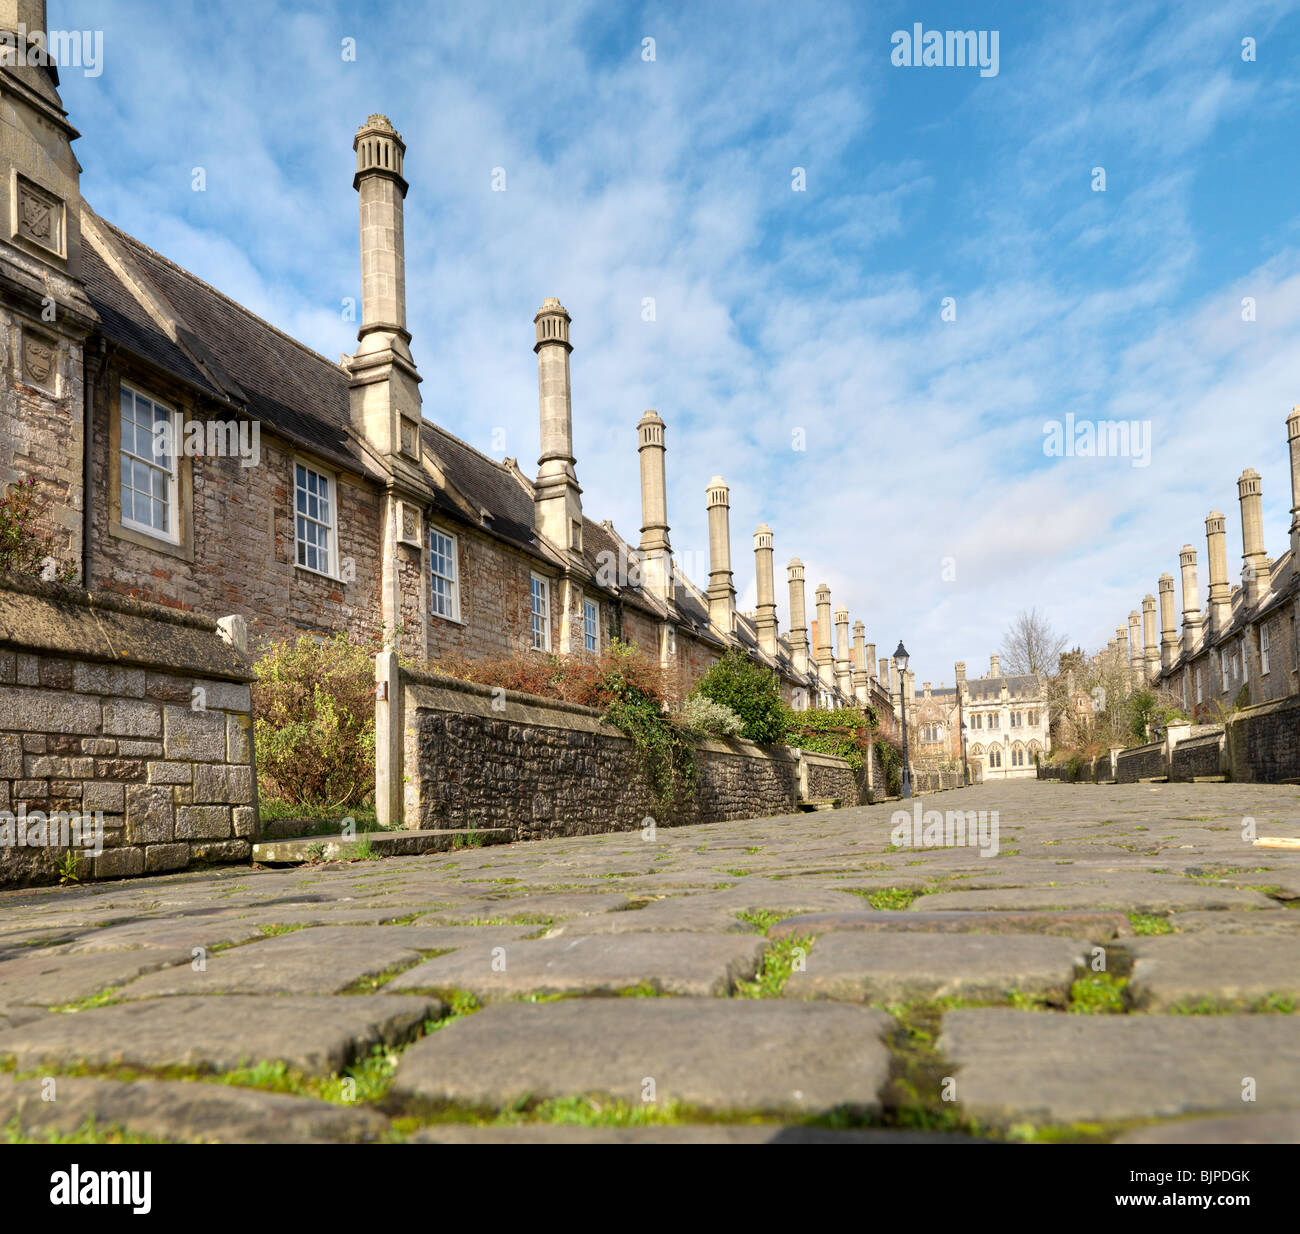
60,0,1300,686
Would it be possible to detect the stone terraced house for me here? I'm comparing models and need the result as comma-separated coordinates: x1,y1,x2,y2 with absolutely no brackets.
1117,413,1300,720
0,6,893,720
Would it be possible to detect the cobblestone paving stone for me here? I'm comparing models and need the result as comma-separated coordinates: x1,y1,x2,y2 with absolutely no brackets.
0,781,1296,1143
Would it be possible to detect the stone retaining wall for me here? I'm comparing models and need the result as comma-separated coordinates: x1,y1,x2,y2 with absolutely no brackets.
378,659,857,838
1169,732,1225,781
0,574,256,886
1225,694,1300,783
1114,741,1165,783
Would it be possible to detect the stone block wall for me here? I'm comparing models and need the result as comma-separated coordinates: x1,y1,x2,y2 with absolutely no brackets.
389,667,840,840
1169,732,1225,780
1114,741,1165,783
1225,694,1300,783
799,749,857,804
0,574,256,886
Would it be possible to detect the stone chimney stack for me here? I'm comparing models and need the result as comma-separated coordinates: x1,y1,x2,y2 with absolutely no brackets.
1158,573,1177,670
1142,595,1158,682
814,585,835,690
1205,511,1231,633
348,116,424,462
851,621,869,704
705,478,735,635
865,642,877,684
787,560,810,677
879,657,893,698
1288,407,1300,560
636,411,672,602
753,524,778,657
834,607,851,698
1180,545,1203,654
1127,611,1142,683
532,298,583,554
1237,468,1272,603
955,661,967,689
1115,625,1130,689
989,653,1001,679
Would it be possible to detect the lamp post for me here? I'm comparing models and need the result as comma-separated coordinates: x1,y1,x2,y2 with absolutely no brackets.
893,640,912,799
960,721,970,788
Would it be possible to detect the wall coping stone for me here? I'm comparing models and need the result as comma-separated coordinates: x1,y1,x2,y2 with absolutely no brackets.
0,574,252,682
402,668,805,765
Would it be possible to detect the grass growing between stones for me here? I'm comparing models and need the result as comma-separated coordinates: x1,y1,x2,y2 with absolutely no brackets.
1,1115,165,1145
1167,993,1297,1015
1068,972,1129,1014
734,909,794,934
1127,912,1174,935
340,950,453,995
733,936,814,999
860,887,919,911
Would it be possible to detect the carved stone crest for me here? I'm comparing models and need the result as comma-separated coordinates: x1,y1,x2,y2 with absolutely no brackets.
16,179,63,255
23,334,55,386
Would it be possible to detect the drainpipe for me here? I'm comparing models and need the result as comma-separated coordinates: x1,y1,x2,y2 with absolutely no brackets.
82,338,108,589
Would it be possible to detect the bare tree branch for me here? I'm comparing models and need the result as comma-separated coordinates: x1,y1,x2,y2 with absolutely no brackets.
1000,607,1068,677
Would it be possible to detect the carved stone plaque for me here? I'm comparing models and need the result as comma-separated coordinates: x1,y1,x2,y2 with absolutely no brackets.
22,332,56,388
16,178,64,256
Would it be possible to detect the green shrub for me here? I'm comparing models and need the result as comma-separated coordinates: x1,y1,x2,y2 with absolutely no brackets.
0,479,76,582
875,738,902,796
693,649,785,744
252,633,377,809
680,694,744,738
782,705,872,769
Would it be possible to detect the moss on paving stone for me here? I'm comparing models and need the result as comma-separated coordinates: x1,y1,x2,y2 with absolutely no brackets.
340,951,453,995
1127,912,1174,935
734,909,795,935
1068,972,1129,1014
1167,993,1297,1015
848,887,919,911
2,1115,165,1145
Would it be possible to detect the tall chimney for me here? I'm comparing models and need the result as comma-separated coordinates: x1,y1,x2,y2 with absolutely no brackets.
1205,511,1231,633
834,607,851,698
989,653,1001,679
1115,625,1130,690
1127,611,1142,683
753,524,778,657
1142,595,1158,682
851,621,868,704
865,642,877,684
705,477,735,635
1288,407,1300,560
814,585,835,690
1180,545,1203,654
349,115,423,460
635,410,673,602
787,560,810,677
1237,468,1271,603
1158,573,1177,670
533,298,583,554
879,657,893,697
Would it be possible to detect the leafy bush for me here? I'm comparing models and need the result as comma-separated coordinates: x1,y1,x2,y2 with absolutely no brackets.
432,641,694,811
0,479,76,582
692,649,785,744
252,633,377,809
680,694,744,738
781,705,873,769
874,738,902,796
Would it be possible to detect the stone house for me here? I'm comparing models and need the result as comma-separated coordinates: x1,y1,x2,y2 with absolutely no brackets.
902,655,1047,782
1117,411,1300,721
0,6,893,721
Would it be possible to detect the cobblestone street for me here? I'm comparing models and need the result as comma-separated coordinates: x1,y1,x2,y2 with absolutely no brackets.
1,780,1297,1143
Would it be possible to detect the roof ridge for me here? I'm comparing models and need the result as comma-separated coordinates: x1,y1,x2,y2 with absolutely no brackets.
91,207,348,378
423,420,530,482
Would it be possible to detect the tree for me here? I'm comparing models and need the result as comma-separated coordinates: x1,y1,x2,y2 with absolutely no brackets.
1000,608,1068,677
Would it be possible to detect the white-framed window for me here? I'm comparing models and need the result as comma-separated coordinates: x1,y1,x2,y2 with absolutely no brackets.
1261,625,1271,675
583,598,599,652
429,526,459,621
989,713,1000,729
1195,667,1203,704
530,573,551,651
1220,648,1229,684
1241,638,1249,682
294,461,336,576
119,384,179,542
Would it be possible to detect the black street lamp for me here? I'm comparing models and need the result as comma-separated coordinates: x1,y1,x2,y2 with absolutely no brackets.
960,719,971,788
893,640,912,799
